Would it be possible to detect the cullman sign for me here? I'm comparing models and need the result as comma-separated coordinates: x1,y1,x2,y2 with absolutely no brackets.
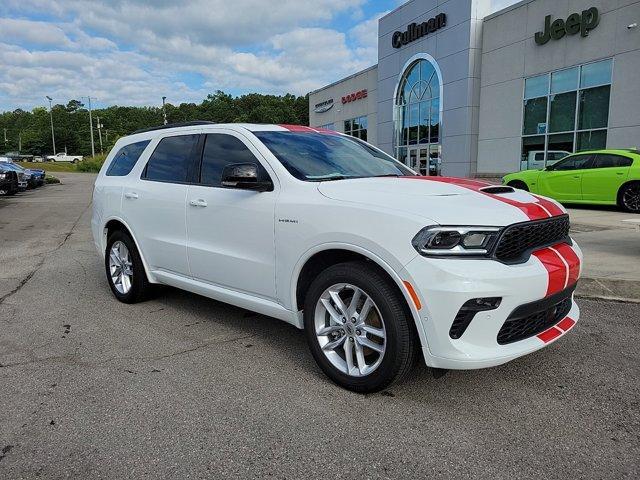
535,7,600,45
392,13,446,48
314,98,334,113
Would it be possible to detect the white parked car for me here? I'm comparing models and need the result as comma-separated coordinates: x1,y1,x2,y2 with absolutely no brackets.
92,122,582,392
47,152,83,163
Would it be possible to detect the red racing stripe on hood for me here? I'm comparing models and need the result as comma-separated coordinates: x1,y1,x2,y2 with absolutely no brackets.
401,176,556,221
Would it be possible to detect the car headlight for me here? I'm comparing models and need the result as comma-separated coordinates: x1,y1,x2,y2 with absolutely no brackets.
412,226,502,257
0,173,6,179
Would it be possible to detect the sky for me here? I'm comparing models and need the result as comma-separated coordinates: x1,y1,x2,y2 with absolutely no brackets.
0,0,519,111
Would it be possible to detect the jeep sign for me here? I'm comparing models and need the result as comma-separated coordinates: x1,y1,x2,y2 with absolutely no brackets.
535,7,600,45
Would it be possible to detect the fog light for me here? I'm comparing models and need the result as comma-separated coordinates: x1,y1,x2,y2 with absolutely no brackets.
449,297,502,339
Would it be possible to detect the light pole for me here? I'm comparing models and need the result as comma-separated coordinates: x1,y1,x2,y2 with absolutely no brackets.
86,96,95,157
96,116,104,154
162,96,167,125
46,96,56,155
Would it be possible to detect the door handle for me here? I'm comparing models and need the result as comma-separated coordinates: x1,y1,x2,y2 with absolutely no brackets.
573,176,579,179
616,172,624,175
189,199,207,207
124,191,138,199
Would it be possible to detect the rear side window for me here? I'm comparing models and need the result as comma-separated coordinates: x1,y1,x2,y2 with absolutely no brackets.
142,134,200,183
199,134,268,186
592,154,633,168
106,140,150,176
553,154,592,171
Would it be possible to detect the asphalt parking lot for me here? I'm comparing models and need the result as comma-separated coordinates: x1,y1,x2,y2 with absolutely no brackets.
1,173,639,479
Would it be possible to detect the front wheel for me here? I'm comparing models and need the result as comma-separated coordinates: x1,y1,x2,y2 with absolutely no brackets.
619,182,640,213
303,261,417,393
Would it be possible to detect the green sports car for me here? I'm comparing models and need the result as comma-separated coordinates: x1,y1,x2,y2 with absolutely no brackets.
503,149,640,213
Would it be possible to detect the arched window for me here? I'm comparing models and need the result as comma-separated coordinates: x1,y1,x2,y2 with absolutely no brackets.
394,57,442,175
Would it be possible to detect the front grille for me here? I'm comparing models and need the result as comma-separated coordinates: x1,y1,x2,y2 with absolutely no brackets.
497,285,575,345
493,215,570,263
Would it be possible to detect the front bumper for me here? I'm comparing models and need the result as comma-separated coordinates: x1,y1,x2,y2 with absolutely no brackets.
401,242,582,369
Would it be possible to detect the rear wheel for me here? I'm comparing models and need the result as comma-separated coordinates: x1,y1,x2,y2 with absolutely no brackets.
303,261,417,393
105,231,152,303
508,180,529,191
619,182,640,213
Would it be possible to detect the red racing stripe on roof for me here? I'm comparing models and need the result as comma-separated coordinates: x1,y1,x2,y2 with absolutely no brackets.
277,124,339,134
278,124,317,132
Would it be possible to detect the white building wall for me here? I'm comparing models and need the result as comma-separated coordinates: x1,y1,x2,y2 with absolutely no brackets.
478,0,640,175
308,66,378,146
377,0,491,177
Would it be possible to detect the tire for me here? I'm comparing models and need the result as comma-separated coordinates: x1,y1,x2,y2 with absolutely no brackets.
303,261,417,393
618,182,640,213
105,230,152,303
508,180,529,192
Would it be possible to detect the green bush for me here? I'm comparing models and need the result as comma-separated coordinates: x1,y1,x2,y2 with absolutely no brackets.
76,153,107,172
45,175,61,184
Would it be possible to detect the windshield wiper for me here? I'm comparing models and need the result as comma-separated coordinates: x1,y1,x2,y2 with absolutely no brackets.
371,173,402,177
307,174,353,182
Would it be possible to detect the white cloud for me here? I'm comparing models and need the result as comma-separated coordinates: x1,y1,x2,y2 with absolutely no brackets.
0,0,390,110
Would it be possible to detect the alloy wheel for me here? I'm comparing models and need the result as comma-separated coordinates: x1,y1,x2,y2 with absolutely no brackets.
109,241,134,294
622,184,640,212
314,283,386,377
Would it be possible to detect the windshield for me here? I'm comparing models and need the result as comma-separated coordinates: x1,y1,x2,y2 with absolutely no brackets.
2,162,24,172
254,131,414,181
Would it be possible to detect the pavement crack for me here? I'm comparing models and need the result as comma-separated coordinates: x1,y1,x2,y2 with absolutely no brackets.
0,445,14,462
0,201,91,306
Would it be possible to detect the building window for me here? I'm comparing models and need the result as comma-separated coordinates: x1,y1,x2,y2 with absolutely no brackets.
344,116,368,142
521,59,612,170
394,57,442,175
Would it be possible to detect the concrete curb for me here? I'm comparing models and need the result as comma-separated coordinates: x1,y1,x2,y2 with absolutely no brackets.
576,277,640,303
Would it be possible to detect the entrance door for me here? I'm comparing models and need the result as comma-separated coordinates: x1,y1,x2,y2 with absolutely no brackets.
408,147,434,176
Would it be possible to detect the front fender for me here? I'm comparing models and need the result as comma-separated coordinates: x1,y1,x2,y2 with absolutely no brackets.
288,242,429,355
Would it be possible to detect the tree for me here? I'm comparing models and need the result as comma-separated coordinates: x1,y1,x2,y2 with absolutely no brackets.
0,91,309,156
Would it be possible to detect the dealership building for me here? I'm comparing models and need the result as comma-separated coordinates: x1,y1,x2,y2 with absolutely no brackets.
308,0,640,176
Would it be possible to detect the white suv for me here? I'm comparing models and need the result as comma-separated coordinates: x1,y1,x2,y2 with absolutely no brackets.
92,122,582,392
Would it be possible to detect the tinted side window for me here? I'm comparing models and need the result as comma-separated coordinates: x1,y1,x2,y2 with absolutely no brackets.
553,154,592,171
592,154,633,168
200,134,267,186
143,135,200,183
106,140,151,176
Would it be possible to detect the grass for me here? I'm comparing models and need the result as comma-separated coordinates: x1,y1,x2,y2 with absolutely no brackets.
20,161,77,172
20,153,106,174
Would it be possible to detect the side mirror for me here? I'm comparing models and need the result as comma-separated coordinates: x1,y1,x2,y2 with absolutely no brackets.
221,163,273,192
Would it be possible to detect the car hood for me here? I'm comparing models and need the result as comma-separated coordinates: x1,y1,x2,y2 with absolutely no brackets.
317,176,562,226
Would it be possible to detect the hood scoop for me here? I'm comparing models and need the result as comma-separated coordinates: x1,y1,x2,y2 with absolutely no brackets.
479,185,515,194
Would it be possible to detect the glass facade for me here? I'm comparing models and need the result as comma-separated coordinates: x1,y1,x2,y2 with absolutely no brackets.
394,58,441,175
344,116,368,141
521,59,612,170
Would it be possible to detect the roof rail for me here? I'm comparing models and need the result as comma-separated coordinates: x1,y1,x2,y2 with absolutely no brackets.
132,121,216,135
